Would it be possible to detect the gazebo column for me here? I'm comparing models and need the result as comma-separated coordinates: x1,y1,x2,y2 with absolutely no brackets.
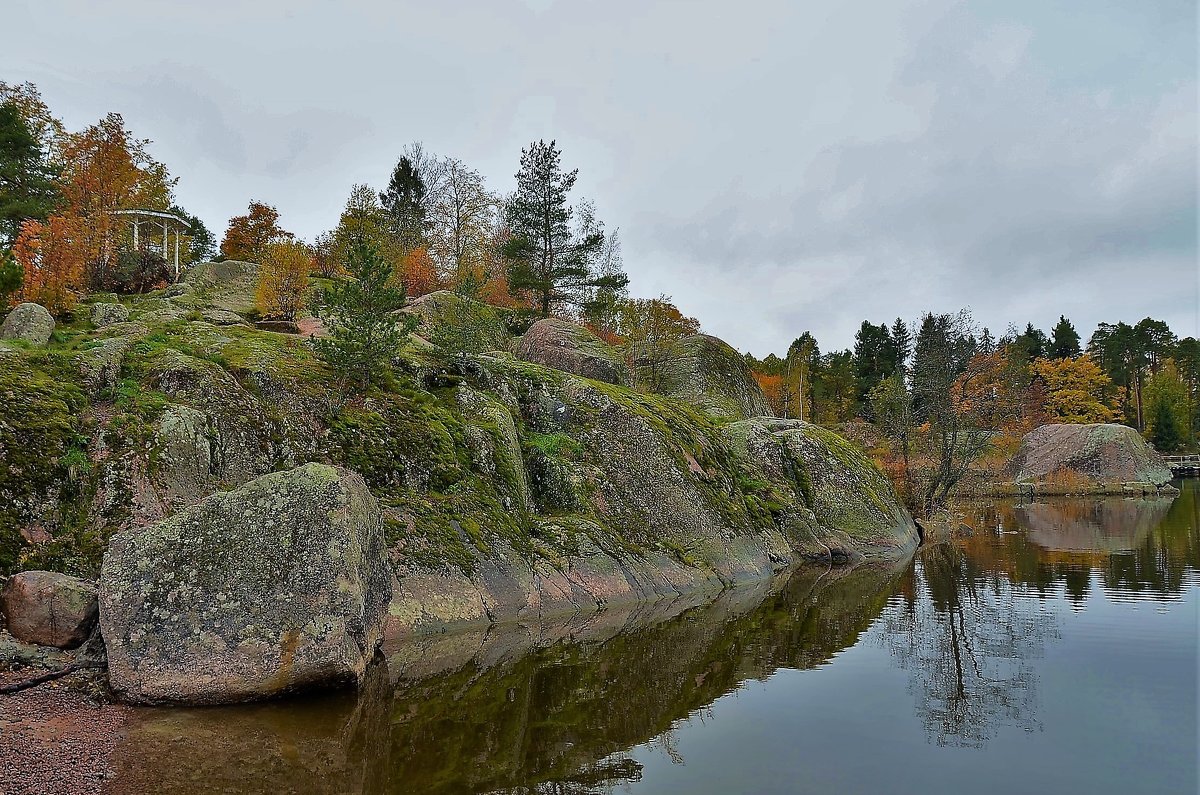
174,229,181,281
133,218,139,250
162,221,169,263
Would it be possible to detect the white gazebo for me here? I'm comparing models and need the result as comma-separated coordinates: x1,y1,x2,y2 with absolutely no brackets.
109,209,193,281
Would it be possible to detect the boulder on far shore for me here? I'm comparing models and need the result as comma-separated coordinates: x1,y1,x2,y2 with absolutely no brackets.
0,303,55,346
1008,423,1174,492
0,570,99,649
99,462,392,705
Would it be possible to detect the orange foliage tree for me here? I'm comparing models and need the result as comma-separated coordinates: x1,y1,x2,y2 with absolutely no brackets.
220,201,291,262
753,371,784,415
11,216,87,313
256,240,312,320
58,113,175,287
400,246,439,298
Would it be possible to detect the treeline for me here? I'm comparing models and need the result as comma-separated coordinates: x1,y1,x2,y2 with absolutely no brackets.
748,313,1199,456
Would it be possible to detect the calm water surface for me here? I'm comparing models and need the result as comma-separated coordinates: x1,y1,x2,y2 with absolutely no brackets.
110,481,1199,794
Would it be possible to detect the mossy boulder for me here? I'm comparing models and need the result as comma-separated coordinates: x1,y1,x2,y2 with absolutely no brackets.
515,318,629,386
400,290,511,354
99,463,392,705
638,334,771,420
1008,423,1173,492
1,302,54,346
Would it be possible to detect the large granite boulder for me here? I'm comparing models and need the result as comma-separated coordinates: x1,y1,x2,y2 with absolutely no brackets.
516,318,629,385
99,463,392,705
0,303,54,346
1009,423,1173,492
1,570,98,649
400,290,512,353
637,334,771,420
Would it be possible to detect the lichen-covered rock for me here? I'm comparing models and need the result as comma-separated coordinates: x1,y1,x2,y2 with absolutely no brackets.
516,318,629,385
0,303,54,346
401,290,512,354
89,302,131,328
1008,423,1173,492
638,334,771,420
99,463,392,705
76,336,131,395
152,404,215,509
1,570,98,649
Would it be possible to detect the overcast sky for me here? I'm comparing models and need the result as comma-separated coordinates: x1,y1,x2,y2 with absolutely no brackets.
4,0,1196,355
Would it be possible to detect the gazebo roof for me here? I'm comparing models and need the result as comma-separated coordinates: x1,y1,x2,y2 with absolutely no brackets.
109,209,192,230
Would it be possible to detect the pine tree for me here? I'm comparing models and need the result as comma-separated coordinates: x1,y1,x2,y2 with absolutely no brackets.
1049,315,1081,359
502,140,619,316
0,102,60,246
314,235,413,391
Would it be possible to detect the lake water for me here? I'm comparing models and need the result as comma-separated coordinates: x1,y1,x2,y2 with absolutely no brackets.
108,481,1199,794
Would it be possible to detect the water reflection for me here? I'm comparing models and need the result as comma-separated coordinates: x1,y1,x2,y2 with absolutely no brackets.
105,482,1198,794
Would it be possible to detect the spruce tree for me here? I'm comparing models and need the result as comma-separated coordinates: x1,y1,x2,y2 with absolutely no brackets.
314,235,413,391
1149,398,1182,453
891,317,912,373
380,155,427,253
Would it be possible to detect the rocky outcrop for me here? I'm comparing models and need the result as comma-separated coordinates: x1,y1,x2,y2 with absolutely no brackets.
637,334,771,420
1,570,98,649
99,463,392,705
401,290,512,353
1008,423,1173,494
516,318,629,385
180,260,260,314
0,303,54,346
89,302,131,328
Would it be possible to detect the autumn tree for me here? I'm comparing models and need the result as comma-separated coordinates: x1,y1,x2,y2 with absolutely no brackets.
0,101,60,246
616,295,701,391
503,140,623,317
11,215,87,313
314,236,413,391
753,371,784,415
220,201,291,263
427,158,494,296
1030,355,1116,423
400,246,439,297
59,113,175,287
256,239,312,320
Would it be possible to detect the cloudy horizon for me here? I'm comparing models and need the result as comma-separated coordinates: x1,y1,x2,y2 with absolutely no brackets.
4,0,1196,355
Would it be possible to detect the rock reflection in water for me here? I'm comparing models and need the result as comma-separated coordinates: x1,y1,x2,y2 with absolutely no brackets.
105,660,394,794
383,561,906,794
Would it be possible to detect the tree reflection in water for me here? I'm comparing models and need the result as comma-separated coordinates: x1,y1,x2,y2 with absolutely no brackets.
877,542,1056,748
